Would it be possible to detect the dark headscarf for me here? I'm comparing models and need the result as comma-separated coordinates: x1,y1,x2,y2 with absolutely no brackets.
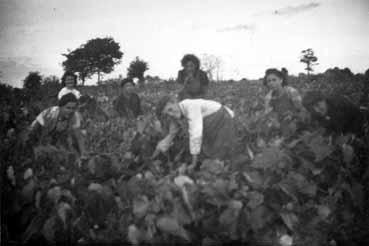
58,93,78,107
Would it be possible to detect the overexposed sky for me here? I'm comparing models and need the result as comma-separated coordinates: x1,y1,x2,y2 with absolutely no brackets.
0,0,368,87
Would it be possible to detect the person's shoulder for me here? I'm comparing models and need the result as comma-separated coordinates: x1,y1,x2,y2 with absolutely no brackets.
198,70,209,81
176,70,185,83
72,88,81,94
39,106,59,120
285,86,299,93
58,87,68,95
59,87,68,92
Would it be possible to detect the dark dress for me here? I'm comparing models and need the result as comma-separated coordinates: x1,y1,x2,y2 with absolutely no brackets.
314,96,365,136
202,107,237,160
176,69,209,100
113,93,142,118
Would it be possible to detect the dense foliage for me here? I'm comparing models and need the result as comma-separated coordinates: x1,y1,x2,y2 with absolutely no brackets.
62,37,123,84
1,70,368,245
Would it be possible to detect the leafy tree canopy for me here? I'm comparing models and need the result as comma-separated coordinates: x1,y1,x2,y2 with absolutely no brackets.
62,37,123,84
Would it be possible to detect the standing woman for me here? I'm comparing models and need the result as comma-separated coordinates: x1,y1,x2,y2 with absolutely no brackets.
263,68,304,117
154,96,236,170
58,71,81,100
176,54,209,101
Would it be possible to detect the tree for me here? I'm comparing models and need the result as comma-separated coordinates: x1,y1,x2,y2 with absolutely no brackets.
201,54,222,81
62,37,123,85
62,47,92,84
23,71,42,97
300,48,318,76
127,57,149,87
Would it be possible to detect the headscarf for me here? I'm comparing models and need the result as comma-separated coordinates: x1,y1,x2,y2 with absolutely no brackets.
58,93,78,107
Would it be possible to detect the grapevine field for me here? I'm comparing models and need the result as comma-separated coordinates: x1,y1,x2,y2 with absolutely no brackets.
1,72,369,245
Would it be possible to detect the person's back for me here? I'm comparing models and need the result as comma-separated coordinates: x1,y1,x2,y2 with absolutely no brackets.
303,91,365,136
324,95,364,135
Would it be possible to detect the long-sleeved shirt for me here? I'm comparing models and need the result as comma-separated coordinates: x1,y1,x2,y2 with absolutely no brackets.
157,99,234,155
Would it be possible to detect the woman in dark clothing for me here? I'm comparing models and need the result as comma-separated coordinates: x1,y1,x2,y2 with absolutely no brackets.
302,91,366,136
177,54,209,101
113,78,142,118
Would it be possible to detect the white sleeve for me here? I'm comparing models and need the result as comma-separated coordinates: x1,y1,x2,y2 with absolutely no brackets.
264,91,273,113
74,89,82,99
72,112,82,129
183,102,203,155
58,88,66,100
34,109,48,126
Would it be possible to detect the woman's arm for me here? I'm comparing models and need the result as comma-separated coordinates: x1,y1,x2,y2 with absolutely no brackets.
153,120,180,157
71,128,87,156
25,121,43,146
264,91,273,114
184,101,203,168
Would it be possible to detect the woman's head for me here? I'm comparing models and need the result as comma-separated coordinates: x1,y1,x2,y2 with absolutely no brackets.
302,91,328,116
156,95,181,119
263,68,288,90
181,54,200,74
58,93,78,118
121,78,135,94
61,71,78,89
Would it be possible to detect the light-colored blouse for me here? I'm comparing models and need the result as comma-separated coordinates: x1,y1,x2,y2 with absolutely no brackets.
158,99,234,155
31,106,81,134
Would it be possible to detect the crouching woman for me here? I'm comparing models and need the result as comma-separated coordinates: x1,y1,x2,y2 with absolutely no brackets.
154,96,237,170
26,93,87,156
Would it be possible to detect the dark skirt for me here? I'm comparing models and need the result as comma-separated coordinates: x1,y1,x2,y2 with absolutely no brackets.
202,107,236,160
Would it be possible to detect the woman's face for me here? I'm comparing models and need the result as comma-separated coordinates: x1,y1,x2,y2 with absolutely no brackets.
266,73,283,90
313,100,328,116
65,76,76,89
60,101,78,119
184,61,196,75
163,101,181,119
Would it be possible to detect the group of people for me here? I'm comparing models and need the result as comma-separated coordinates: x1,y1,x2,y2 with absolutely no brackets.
26,53,368,170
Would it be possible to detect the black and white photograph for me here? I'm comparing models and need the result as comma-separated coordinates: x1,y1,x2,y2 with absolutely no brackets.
1,0,369,245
